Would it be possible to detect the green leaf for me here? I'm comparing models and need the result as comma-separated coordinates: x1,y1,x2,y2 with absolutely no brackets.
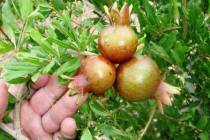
89,0,113,11
208,92,210,99
142,0,159,25
28,7,44,19
8,94,16,104
0,130,13,140
2,1,18,31
171,0,179,23
51,0,65,10
150,42,173,64
4,71,28,84
31,72,41,82
0,41,13,54
199,132,209,140
17,52,45,65
30,29,49,46
52,20,69,37
81,128,93,140
4,61,40,83
18,0,33,19
56,58,80,76
2,25,16,46
47,37,70,49
197,116,208,129
79,29,89,51
89,101,109,117
4,61,40,72
159,31,178,51
42,59,56,73
30,29,58,57
61,11,79,44
171,43,188,66
99,124,125,137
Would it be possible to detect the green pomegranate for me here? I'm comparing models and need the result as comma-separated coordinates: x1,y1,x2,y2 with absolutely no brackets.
70,55,116,96
117,56,161,101
116,56,180,112
98,3,138,63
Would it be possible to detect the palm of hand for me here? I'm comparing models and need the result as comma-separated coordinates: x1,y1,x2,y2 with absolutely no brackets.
0,75,87,140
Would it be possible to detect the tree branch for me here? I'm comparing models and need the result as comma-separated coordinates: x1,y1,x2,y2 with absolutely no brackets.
0,123,29,140
137,103,157,140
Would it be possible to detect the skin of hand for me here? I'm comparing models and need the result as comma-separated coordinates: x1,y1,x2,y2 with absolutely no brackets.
0,81,8,122
0,75,88,140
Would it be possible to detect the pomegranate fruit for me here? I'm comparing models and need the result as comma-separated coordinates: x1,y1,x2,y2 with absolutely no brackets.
69,55,116,96
98,4,138,63
116,56,180,112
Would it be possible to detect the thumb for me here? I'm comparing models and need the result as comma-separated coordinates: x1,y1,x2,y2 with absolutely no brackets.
0,81,8,122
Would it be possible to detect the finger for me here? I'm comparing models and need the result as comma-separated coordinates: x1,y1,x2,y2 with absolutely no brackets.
53,132,76,140
31,75,49,90
53,118,77,140
30,75,67,115
60,118,77,138
20,101,52,140
42,94,88,133
53,133,61,140
0,81,8,121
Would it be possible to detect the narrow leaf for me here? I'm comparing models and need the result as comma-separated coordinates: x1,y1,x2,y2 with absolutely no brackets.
81,128,93,140
99,124,126,137
18,0,33,19
51,0,65,10
2,1,18,30
89,101,109,117
0,41,13,54
56,58,80,75
150,42,173,64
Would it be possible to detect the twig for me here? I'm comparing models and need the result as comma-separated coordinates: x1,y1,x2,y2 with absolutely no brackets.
16,19,28,52
0,123,29,140
71,19,82,27
137,103,157,140
14,102,22,140
158,26,181,34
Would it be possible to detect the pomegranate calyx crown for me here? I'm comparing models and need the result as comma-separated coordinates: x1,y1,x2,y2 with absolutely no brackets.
104,2,132,26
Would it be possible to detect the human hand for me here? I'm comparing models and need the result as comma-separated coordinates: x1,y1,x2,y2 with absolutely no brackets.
0,81,8,123
0,75,88,140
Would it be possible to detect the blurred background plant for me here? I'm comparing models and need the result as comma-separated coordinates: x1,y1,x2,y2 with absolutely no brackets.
0,0,209,140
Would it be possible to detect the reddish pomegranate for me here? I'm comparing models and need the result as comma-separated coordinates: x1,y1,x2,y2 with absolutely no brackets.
116,56,180,112
98,4,138,63
69,55,116,96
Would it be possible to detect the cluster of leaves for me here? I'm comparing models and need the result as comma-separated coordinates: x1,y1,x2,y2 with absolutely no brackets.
0,0,99,84
0,0,210,140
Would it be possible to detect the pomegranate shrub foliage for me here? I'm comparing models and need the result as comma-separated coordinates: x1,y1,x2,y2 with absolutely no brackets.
0,0,210,140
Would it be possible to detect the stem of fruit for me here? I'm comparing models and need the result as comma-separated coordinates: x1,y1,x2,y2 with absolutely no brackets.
137,103,157,140
0,123,29,140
